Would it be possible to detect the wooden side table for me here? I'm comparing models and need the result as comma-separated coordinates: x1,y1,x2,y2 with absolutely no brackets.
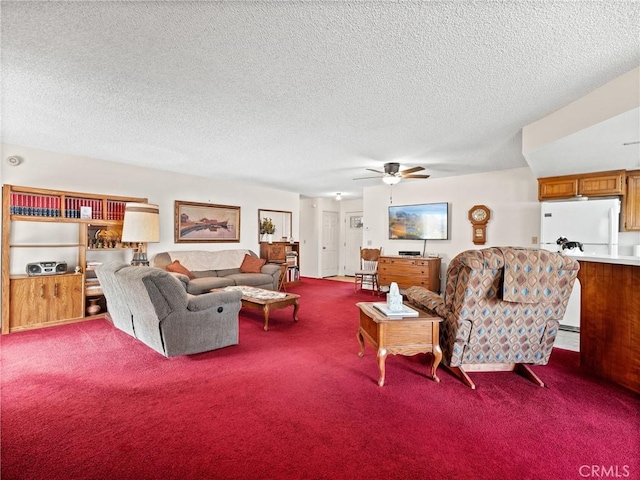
277,264,287,291
356,302,443,387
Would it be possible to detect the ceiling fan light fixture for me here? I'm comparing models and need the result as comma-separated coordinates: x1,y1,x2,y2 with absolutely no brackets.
382,175,401,185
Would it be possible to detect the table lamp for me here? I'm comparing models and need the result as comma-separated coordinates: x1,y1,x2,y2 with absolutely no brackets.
121,203,160,266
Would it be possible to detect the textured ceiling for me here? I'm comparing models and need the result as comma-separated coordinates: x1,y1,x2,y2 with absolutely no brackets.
2,1,639,199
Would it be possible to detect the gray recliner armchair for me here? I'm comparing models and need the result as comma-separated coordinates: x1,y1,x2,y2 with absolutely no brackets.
96,262,242,357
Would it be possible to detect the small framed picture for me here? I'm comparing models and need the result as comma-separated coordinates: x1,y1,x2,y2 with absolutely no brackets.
80,206,92,219
175,200,241,243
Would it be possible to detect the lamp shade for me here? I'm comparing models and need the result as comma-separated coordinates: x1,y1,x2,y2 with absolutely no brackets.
382,175,401,185
121,203,160,243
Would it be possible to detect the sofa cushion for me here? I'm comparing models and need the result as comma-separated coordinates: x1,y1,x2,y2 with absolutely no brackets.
165,260,195,279
217,267,241,277
240,254,267,273
186,276,236,295
192,270,218,278
226,273,275,288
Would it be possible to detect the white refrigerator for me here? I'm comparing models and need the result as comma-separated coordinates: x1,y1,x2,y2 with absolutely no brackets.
540,198,620,256
539,197,621,333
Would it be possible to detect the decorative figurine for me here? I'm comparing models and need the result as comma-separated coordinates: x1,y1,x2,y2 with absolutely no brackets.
387,282,403,312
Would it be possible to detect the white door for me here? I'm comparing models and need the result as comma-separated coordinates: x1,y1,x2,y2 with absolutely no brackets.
321,211,339,277
344,211,363,276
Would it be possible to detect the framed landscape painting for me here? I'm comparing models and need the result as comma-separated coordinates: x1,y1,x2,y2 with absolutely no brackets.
174,200,240,243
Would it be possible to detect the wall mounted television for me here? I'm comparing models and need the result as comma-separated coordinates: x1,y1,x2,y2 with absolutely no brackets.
388,202,449,240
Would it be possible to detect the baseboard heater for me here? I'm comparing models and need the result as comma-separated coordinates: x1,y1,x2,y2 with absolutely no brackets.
559,325,580,333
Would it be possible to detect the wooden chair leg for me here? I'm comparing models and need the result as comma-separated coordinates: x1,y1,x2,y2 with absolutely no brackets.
444,365,476,389
516,364,545,388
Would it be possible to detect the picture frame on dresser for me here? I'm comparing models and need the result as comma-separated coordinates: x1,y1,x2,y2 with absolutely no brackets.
175,200,240,243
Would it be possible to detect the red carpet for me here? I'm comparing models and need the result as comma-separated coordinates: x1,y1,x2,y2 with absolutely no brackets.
2,278,638,480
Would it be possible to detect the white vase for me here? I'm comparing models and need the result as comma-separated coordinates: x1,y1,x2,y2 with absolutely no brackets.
267,234,273,244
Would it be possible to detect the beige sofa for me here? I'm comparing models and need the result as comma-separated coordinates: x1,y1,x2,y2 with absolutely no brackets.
152,249,281,295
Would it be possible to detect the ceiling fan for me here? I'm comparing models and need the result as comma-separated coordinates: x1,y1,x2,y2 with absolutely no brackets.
354,162,430,185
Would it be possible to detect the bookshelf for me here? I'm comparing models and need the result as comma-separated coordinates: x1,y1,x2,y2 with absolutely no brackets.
259,242,301,287
2,184,147,334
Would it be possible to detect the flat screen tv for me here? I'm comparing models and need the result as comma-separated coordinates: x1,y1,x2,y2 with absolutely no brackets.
388,202,449,240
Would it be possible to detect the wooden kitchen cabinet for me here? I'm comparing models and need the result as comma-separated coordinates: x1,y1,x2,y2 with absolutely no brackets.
9,274,84,332
538,176,578,200
538,170,625,201
623,170,640,231
377,256,441,293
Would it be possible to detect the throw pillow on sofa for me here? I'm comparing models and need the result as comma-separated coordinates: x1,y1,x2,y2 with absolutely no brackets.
165,260,195,279
240,254,267,273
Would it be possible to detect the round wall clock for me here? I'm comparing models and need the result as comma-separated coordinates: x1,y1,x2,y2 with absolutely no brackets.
468,205,491,245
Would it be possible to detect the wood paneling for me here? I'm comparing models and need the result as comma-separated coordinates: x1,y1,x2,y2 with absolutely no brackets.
578,261,640,394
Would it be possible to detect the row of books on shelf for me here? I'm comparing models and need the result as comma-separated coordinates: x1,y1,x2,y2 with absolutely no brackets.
9,192,127,220
85,263,103,295
285,265,299,282
285,251,298,267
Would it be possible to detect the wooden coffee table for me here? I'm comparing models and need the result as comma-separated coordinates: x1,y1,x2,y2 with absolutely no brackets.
213,287,299,331
356,302,443,387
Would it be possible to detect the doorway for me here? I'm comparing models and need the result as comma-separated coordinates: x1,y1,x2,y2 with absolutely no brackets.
321,211,339,277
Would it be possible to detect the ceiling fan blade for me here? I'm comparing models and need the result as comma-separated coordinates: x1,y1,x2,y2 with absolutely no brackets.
399,166,425,175
402,174,431,179
353,175,383,180
366,168,384,174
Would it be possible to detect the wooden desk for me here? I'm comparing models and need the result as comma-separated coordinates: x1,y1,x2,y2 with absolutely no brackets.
356,302,442,387
377,256,441,293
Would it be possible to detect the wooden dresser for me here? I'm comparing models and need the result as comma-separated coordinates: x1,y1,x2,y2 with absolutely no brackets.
377,256,441,293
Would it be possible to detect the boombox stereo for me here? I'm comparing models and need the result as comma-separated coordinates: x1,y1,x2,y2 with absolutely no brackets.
26,261,68,276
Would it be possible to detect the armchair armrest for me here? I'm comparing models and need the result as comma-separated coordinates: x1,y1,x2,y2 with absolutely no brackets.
187,290,243,312
261,263,281,275
167,271,190,290
260,263,282,290
406,286,448,318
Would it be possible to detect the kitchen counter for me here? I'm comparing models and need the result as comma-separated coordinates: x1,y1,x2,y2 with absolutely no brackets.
572,254,640,267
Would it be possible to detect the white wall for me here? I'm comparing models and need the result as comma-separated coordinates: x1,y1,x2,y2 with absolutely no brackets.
522,66,640,155
1,143,300,274
363,167,541,282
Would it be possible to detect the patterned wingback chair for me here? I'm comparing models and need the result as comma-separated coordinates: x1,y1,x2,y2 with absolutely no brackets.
406,247,579,389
